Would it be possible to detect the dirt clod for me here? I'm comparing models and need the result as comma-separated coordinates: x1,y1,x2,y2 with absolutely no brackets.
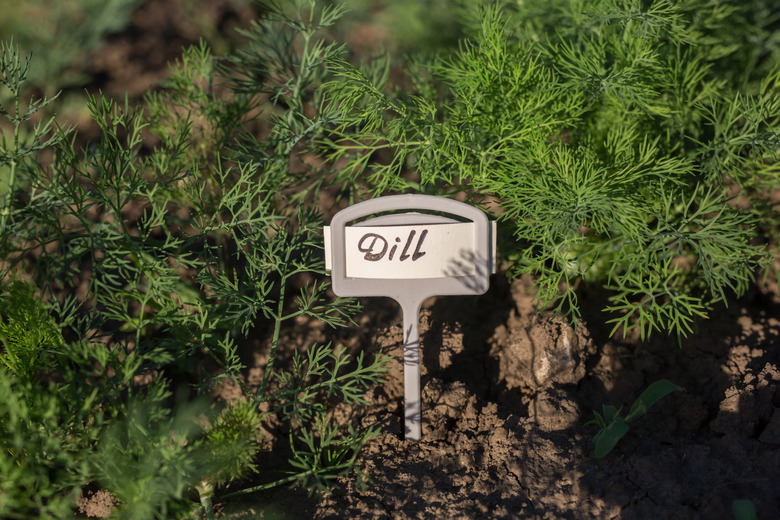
77,490,117,518
489,309,595,412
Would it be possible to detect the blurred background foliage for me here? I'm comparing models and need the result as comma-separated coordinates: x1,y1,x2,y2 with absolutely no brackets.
0,0,467,101
0,0,142,95
332,0,464,56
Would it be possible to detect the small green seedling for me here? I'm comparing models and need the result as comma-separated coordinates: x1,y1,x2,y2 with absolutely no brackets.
732,499,757,520
587,379,682,458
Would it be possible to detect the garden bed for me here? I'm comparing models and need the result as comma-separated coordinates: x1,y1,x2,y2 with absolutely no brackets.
203,274,780,519
3,1,778,518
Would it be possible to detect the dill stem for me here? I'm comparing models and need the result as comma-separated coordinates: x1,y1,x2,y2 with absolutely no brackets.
219,471,313,499
195,480,215,520
1,91,20,234
255,244,293,400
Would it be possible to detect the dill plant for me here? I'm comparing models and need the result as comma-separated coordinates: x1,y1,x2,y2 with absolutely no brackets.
324,0,779,341
0,1,387,517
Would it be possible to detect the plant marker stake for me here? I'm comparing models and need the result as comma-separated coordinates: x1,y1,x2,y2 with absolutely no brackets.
325,195,495,441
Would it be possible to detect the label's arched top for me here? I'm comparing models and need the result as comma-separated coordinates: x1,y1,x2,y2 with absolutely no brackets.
324,194,496,301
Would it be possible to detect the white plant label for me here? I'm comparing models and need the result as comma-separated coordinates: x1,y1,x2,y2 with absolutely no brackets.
325,222,478,279
325,195,495,442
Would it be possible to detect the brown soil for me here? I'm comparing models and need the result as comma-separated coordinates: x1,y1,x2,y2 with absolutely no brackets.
215,273,780,520
87,0,251,100
77,489,117,518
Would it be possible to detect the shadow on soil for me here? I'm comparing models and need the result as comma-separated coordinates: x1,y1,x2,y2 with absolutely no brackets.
310,276,780,519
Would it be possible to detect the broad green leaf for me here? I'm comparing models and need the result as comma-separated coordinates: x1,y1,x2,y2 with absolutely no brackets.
731,499,757,520
594,416,630,459
602,404,621,423
585,411,605,430
625,380,682,423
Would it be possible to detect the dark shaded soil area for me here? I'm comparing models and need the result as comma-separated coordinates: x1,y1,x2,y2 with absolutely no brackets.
213,274,779,520
87,0,250,100
289,274,780,519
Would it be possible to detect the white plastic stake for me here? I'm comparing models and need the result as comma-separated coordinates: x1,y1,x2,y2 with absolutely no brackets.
401,295,422,440
325,195,495,441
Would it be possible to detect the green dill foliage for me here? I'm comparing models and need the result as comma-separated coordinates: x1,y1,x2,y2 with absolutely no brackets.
275,344,386,425
0,376,89,520
0,39,65,235
0,292,107,519
336,0,463,55
198,400,265,487
0,281,63,382
289,412,379,494
93,394,198,520
0,1,387,516
220,0,350,198
93,397,263,520
273,345,386,494
325,0,779,341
